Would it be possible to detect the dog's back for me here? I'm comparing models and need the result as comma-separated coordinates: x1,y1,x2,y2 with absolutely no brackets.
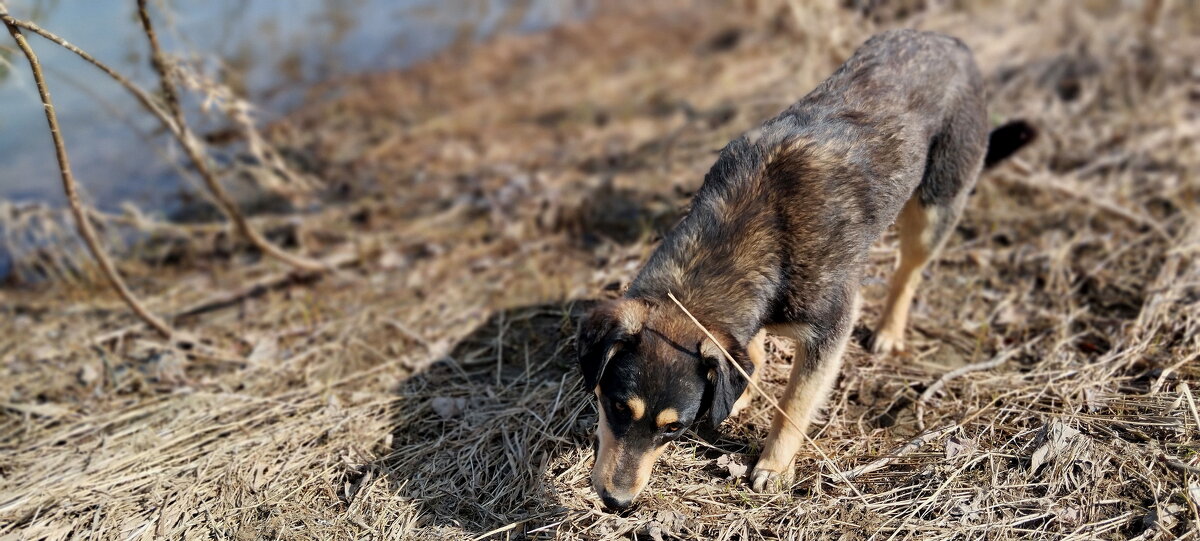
629,30,988,343
805,29,984,140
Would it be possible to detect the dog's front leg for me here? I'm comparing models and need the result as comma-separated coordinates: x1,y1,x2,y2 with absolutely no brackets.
750,306,856,492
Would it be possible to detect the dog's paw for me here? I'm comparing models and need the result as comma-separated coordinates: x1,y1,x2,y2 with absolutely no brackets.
748,465,792,492
868,328,905,354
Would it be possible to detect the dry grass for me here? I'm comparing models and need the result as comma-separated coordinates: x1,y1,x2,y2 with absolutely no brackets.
2,0,1199,539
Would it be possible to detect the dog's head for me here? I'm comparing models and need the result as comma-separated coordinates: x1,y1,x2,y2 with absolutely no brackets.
576,298,753,511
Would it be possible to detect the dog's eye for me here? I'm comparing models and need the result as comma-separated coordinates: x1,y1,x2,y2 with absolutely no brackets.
612,402,628,414
664,422,683,433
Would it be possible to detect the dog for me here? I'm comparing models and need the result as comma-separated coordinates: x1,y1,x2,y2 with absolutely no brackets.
576,29,1035,511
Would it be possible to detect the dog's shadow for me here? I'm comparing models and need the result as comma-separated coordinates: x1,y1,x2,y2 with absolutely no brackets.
373,301,598,537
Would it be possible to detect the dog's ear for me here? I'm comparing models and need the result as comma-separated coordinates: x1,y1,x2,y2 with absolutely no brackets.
576,299,647,391
701,335,752,429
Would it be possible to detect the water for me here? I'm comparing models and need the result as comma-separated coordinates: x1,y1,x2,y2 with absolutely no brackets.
0,0,587,214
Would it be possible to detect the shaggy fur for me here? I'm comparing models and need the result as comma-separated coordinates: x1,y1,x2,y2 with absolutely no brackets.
578,29,1035,509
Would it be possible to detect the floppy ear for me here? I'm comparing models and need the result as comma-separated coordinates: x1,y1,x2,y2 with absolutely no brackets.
701,336,752,429
576,299,647,391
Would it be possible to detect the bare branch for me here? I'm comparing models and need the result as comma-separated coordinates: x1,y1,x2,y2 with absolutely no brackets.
915,336,1044,429
1,5,174,338
0,15,177,132
837,424,959,480
3,3,328,273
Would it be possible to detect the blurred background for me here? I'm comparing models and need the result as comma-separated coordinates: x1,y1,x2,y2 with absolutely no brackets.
0,0,586,210
0,0,590,279
1,1,1197,539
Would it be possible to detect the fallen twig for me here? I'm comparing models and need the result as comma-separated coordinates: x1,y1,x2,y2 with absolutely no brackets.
90,250,361,347
996,165,1171,241
1158,453,1200,475
838,424,959,480
916,336,1043,429
175,250,360,320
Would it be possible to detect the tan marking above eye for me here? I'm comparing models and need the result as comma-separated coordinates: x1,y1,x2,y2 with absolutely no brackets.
626,397,645,420
656,408,679,427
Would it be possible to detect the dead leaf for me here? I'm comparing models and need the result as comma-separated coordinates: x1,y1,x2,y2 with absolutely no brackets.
1082,388,1107,413
1142,502,1183,533
247,335,279,364
1030,421,1087,472
77,364,100,386
431,397,467,419
1055,506,1080,525
717,454,748,479
945,438,975,460
379,250,409,269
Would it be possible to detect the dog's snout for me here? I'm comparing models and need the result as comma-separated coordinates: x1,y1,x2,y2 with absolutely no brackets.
598,489,633,511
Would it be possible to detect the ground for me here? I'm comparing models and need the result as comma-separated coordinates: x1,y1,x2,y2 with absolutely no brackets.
2,1,1199,539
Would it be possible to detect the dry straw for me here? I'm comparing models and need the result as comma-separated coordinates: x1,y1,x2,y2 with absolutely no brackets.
1,0,1198,539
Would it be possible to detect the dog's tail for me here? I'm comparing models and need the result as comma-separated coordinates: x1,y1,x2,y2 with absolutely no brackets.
984,120,1037,169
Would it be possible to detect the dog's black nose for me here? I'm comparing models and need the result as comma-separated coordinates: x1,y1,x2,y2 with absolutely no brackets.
599,490,633,511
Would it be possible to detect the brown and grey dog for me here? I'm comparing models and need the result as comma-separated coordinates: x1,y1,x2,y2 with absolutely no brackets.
576,29,1035,511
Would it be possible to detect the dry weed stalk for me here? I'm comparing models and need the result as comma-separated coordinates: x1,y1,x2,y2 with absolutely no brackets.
1,3,174,338
174,68,322,201
1,0,346,344
135,0,328,273
838,423,958,480
915,336,1043,429
6,3,338,274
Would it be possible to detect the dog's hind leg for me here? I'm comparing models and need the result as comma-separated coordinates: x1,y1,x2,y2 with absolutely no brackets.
870,109,988,354
868,197,946,354
730,329,767,417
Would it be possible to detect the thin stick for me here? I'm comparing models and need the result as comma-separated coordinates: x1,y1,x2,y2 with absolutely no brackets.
470,520,521,541
2,5,174,338
915,336,1042,429
3,3,328,273
135,0,328,273
1158,452,1200,475
837,424,958,480
6,12,305,218
89,250,361,346
666,291,863,497
996,166,1171,241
